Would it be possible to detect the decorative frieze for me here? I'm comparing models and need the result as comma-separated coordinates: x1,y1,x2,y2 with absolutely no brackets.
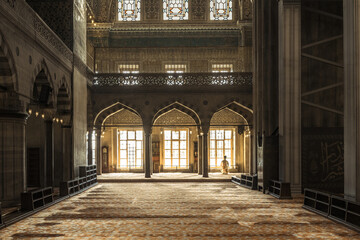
93,72,252,87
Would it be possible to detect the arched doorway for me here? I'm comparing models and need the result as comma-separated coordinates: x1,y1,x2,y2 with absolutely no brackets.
26,61,56,188
100,108,144,173
210,108,251,173
153,108,199,173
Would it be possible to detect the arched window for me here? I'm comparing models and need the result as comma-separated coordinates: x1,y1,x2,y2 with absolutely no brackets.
210,0,233,21
163,0,189,20
118,0,141,21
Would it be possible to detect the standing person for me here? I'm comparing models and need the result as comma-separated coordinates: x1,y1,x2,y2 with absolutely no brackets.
221,156,229,174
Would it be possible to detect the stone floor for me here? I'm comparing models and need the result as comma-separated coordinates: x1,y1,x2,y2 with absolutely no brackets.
0,182,359,239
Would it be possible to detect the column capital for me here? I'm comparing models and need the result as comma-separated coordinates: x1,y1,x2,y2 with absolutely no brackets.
143,125,152,135
200,124,210,134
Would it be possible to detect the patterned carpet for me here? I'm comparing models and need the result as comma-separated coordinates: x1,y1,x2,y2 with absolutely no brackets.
0,182,359,239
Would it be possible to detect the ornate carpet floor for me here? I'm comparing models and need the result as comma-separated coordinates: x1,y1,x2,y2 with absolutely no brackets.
0,182,359,239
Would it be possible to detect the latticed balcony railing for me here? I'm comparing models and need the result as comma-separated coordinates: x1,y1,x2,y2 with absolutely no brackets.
93,72,252,87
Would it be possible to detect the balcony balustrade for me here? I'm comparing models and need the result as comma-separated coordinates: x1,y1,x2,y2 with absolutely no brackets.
93,72,252,87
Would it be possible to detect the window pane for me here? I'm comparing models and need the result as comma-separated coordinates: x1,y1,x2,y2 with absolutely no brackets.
224,140,231,148
210,150,216,158
120,131,127,140
210,158,216,166
120,150,127,158
210,140,215,149
172,150,179,159
210,130,216,139
172,141,179,149
163,0,189,20
180,141,186,149
225,150,231,160
164,130,171,140
210,0,233,21
165,141,171,149
120,141,127,149
180,159,187,167
217,141,223,149
128,131,135,140
136,150,142,158
118,0,141,21
172,131,179,139
180,131,187,140
136,159,142,166
216,130,224,139
136,130,143,140
165,150,171,158
165,158,171,167
136,141,142,149
225,130,232,139
120,159,127,168
217,150,223,158
180,150,186,159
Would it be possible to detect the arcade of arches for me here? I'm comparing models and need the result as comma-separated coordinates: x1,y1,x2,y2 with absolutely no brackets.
1,0,360,238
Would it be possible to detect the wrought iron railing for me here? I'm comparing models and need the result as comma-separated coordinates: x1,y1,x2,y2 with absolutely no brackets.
93,72,252,87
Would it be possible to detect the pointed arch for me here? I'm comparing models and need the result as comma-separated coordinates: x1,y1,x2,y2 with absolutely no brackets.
212,101,253,125
94,102,143,128
0,30,18,92
152,101,201,126
31,59,55,106
57,79,71,113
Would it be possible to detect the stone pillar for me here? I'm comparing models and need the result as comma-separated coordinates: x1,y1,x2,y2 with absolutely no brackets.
62,125,72,181
0,112,27,207
95,129,101,175
88,129,93,165
278,0,302,193
344,0,360,201
45,120,54,187
202,124,210,178
53,123,63,187
198,135,203,175
144,126,152,178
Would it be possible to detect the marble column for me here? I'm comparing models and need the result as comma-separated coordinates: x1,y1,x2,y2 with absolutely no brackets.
53,123,63,187
95,129,101,175
343,0,360,201
62,125,72,181
278,0,302,193
144,126,152,178
198,135,203,175
0,112,27,207
202,124,209,178
45,120,54,187
87,129,93,165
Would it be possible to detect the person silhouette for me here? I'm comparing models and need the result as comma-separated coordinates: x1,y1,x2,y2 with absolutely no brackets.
221,156,229,174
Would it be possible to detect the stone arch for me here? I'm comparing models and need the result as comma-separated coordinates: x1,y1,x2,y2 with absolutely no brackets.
212,101,253,126
0,30,18,92
103,108,143,126
94,102,143,128
56,81,71,113
31,59,55,107
211,108,249,126
152,101,201,126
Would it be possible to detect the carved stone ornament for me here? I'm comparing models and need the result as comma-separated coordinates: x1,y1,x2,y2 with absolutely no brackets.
154,109,196,125
93,72,252,87
211,108,247,125
104,108,142,125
